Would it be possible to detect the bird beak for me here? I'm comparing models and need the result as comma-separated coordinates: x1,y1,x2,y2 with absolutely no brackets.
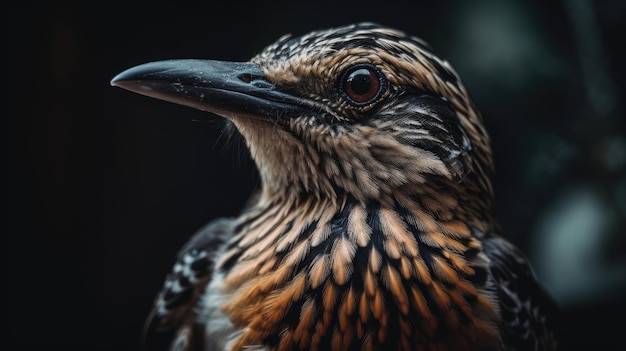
110,59,309,121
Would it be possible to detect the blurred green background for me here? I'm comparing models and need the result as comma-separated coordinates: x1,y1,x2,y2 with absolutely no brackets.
8,1,624,350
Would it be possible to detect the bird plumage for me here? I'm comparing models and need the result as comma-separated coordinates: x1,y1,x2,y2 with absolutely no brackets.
112,22,563,351
142,218,234,351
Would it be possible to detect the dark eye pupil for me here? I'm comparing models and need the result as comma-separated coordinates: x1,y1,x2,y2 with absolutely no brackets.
347,69,373,96
341,65,384,105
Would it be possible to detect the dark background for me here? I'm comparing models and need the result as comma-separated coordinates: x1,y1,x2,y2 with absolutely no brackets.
8,1,625,350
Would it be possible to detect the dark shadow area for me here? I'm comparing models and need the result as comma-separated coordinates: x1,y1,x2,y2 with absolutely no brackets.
8,1,624,350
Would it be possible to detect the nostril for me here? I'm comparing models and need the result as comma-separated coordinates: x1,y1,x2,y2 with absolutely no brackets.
240,73,252,83
239,73,273,89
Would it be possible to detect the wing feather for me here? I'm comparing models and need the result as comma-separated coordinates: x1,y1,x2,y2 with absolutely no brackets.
142,218,235,351
482,236,566,351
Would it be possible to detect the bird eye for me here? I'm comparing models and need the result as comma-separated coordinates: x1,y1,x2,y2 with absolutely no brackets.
339,64,386,106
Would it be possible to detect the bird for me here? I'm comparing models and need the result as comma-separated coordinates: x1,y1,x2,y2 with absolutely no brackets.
111,22,564,351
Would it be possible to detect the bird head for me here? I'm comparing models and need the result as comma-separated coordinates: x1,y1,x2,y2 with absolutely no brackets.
112,23,494,207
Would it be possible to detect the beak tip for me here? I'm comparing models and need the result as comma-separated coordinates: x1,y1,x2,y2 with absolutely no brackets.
110,63,153,88
110,72,126,87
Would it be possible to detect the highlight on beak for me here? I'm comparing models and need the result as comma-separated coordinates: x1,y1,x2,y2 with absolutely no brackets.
111,59,309,120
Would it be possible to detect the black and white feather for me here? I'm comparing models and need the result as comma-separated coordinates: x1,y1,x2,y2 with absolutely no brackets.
483,237,564,351
142,218,234,351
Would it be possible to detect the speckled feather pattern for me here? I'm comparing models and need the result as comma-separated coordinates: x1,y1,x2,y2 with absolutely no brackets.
217,193,501,351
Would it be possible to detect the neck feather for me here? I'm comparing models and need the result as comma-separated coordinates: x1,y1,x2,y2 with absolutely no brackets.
217,188,500,351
